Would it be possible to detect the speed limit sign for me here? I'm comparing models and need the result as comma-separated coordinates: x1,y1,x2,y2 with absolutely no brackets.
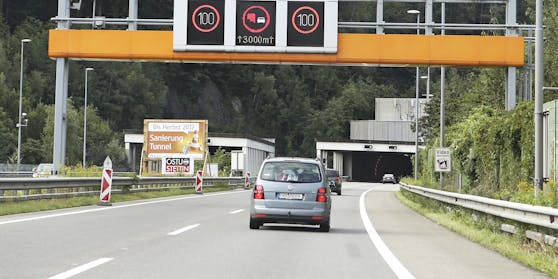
187,0,225,45
287,2,324,47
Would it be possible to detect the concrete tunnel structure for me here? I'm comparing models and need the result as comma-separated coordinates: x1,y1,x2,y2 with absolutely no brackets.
316,98,425,182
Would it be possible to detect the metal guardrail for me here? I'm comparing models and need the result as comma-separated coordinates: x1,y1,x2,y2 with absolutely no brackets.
0,176,246,201
0,172,33,178
400,183,558,231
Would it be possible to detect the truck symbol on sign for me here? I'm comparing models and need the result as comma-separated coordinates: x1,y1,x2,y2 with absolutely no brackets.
247,13,266,24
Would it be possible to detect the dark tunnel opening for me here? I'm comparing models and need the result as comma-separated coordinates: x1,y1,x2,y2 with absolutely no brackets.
351,152,413,182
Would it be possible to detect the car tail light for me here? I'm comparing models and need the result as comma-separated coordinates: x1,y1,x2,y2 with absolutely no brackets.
254,185,265,199
316,187,327,203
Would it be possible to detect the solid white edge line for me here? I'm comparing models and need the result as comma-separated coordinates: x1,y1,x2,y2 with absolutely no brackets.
168,223,200,236
360,187,415,279
0,190,249,226
48,257,113,279
229,209,245,214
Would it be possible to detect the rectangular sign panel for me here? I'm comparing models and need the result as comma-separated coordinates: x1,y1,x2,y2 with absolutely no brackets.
236,1,276,46
162,157,193,174
187,0,225,45
287,1,324,47
434,148,451,172
144,119,208,159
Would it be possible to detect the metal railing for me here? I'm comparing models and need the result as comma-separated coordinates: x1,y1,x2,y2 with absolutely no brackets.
51,16,537,34
399,182,558,231
0,176,246,202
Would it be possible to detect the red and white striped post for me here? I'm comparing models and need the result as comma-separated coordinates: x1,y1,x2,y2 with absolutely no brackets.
98,156,113,206
244,171,251,189
195,170,203,194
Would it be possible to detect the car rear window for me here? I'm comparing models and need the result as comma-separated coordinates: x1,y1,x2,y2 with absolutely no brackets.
260,162,322,183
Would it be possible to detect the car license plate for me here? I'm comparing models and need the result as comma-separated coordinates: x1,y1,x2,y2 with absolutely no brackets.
278,193,304,200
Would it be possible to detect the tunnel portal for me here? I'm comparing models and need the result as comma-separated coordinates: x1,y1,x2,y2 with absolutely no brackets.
351,151,413,182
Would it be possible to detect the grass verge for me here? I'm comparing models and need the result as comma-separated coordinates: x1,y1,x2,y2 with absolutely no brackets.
0,185,238,216
396,190,558,279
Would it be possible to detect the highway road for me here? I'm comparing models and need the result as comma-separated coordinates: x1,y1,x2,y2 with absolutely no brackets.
0,182,550,279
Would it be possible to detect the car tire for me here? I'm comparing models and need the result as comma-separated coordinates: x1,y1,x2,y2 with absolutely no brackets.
249,218,261,230
319,220,330,232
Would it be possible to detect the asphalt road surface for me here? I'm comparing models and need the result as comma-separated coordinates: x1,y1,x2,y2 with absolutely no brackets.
0,182,550,279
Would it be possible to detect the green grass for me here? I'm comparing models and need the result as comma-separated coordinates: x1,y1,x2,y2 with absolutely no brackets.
0,185,238,216
396,190,558,278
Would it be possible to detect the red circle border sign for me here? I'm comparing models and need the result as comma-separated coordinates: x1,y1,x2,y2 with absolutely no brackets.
191,4,221,33
242,5,271,34
291,6,320,35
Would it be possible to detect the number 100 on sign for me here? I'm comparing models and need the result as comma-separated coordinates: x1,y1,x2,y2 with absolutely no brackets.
187,0,225,45
287,2,324,47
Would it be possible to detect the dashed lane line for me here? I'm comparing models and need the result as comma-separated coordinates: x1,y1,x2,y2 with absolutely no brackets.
0,190,248,226
229,209,245,214
168,223,201,236
48,257,113,279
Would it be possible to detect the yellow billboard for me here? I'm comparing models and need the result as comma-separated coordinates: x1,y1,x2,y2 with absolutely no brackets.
143,119,208,159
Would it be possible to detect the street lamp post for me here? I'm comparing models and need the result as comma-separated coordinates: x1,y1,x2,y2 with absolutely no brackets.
534,0,544,194
83,67,94,167
17,38,31,166
408,9,420,180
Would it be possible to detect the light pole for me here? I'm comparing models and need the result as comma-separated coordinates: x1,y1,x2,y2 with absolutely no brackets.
534,0,544,194
83,67,94,166
408,9,420,180
17,38,31,166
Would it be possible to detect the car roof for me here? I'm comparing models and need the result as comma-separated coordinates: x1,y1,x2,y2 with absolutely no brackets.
263,157,321,164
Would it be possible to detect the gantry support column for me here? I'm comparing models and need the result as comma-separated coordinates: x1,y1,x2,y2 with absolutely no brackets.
53,0,70,172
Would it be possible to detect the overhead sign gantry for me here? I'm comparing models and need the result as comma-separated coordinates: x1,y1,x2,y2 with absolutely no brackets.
49,0,526,175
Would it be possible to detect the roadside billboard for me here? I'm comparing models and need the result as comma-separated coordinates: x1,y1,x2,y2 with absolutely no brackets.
143,119,208,160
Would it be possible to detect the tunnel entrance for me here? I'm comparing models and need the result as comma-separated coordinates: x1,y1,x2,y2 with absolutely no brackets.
351,151,413,182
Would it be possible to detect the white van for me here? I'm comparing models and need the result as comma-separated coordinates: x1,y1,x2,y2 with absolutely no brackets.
32,163,54,178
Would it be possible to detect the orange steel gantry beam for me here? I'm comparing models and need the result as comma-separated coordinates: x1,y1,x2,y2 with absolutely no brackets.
48,30,524,67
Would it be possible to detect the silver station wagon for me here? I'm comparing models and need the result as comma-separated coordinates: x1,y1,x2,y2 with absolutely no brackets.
249,157,331,232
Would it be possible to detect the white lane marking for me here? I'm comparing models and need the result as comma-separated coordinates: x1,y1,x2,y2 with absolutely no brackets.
168,223,200,236
0,190,248,226
360,187,415,279
229,209,245,214
48,257,113,279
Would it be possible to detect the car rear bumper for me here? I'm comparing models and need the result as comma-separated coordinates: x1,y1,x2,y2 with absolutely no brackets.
251,206,329,225
251,213,329,225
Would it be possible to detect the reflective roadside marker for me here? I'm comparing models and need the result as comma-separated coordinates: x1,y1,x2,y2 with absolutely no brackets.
98,156,113,206
195,170,203,194
244,171,251,189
